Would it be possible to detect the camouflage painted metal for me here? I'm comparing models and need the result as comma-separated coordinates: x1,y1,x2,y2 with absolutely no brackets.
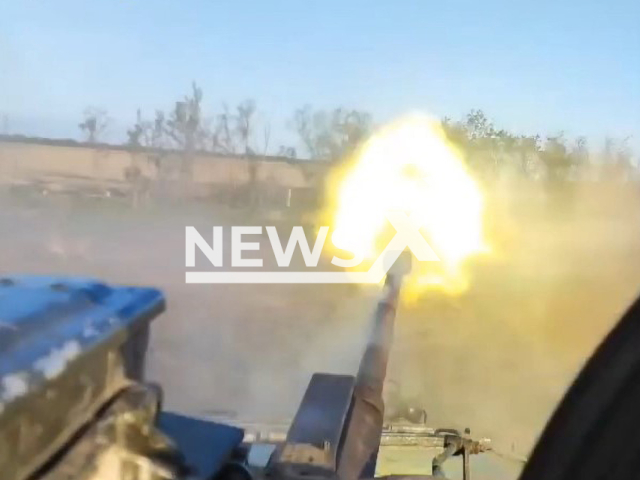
0,275,165,480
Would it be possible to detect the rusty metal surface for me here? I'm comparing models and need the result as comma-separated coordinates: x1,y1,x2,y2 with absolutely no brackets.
275,373,355,472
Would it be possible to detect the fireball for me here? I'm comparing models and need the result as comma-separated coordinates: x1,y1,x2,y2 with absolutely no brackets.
322,114,488,294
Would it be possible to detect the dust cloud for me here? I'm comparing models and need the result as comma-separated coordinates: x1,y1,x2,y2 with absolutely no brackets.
2,178,640,478
388,178,640,459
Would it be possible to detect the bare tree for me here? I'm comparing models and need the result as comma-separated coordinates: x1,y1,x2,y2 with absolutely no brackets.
291,105,372,161
236,99,257,155
165,82,208,152
262,122,271,157
127,109,150,147
211,104,237,154
233,99,258,208
570,136,589,173
541,132,572,185
150,111,166,149
158,82,213,184
126,109,168,163
79,107,110,143
293,105,318,158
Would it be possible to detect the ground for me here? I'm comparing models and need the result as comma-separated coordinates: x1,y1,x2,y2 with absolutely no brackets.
3,186,640,480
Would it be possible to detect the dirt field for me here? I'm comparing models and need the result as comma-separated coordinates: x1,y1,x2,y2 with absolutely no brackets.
3,186,640,479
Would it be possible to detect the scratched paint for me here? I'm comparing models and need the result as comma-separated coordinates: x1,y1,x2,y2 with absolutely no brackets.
34,340,82,380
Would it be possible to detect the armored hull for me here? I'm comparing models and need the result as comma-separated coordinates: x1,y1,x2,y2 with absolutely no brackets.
0,275,164,480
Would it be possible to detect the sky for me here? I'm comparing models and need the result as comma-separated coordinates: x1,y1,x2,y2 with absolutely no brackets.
1,0,639,154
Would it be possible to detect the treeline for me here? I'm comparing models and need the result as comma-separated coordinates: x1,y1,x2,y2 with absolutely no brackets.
75,82,636,182
441,110,636,183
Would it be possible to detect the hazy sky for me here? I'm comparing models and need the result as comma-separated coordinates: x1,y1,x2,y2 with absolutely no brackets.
1,0,638,153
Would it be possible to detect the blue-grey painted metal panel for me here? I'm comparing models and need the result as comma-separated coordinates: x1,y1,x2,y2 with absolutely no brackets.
0,275,165,480
158,412,245,479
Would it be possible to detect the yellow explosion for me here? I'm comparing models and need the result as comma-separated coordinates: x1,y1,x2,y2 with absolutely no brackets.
322,114,488,295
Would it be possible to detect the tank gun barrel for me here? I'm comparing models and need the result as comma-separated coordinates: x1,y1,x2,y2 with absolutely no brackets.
337,272,406,479
265,252,412,480
355,273,403,405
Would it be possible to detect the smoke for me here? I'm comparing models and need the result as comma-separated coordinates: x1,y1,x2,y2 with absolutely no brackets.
3,175,640,479
386,177,640,458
